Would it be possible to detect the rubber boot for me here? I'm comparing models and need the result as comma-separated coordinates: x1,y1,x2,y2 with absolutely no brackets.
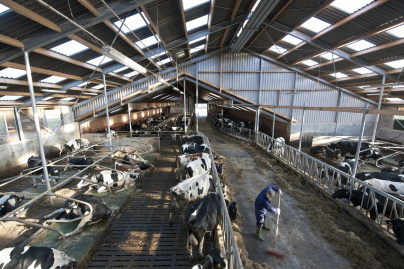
263,220,270,230
256,227,264,241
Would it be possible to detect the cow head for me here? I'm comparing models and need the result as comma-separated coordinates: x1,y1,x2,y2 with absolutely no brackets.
215,163,223,175
226,200,237,221
0,195,24,217
332,187,350,199
65,201,84,217
386,218,404,245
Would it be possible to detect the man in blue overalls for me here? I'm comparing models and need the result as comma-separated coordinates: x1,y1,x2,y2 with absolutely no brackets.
254,185,282,241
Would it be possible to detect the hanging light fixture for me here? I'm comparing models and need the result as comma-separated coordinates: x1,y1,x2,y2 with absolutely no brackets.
0,86,7,90
102,46,147,74
41,89,67,93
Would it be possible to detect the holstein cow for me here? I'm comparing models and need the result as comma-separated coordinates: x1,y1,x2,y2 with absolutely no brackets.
363,179,404,195
310,146,328,155
332,188,404,221
268,137,285,155
0,246,76,269
63,157,94,172
191,245,227,269
43,194,111,238
27,156,60,177
185,193,222,261
169,173,215,225
336,141,383,165
176,153,210,181
63,138,90,153
112,158,142,174
386,218,404,245
182,143,210,154
0,194,24,217
77,170,140,193
320,159,360,187
181,135,204,145
122,154,153,170
355,172,404,183
225,199,237,221
185,156,212,179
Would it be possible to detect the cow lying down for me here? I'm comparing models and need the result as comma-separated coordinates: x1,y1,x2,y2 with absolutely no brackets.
77,170,141,193
0,194,24,217
63,157,94,172
43,194,111,238
121,153,154,170
0,246,76,269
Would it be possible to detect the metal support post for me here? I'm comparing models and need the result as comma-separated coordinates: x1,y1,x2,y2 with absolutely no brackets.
372,76,385,143
196,68,199,133
183,78,187,133
298,103,306,151
102,74,112,157
272,106,276,140
24,51,52,204
128,104,132,138
352,103,369,176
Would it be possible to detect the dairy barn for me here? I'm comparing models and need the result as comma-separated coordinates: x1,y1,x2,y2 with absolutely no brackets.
0,0,404,268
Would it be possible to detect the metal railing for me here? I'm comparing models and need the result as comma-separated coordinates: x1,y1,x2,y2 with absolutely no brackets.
208,114,404,232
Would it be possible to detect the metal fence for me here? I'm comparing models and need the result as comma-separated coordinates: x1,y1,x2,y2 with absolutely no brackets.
208,114,404,232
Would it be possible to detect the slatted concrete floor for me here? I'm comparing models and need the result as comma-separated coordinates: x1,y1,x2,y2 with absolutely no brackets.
86,140,201,268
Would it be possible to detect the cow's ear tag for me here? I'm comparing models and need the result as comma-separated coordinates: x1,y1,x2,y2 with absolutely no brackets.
218,264,221,268
1,205,4,208
19,198,23,201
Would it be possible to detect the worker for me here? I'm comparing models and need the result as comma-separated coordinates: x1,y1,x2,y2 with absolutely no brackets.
254,185,282,241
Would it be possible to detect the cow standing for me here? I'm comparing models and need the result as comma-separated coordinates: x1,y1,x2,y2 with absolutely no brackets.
185,156,211,178
176,153,209,181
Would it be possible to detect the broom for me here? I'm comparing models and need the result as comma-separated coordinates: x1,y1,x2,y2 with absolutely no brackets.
265,192,285,258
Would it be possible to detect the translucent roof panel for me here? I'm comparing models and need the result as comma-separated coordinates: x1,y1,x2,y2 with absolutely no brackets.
345,40,375,51
387,25,404,38
50,40,88,56
60,97,75,101
182,0,209,10
251,0,262,14
190,45,205,54
268,45,286,54
330,72,348,78
301,17,331,33
0,4,9,14
42,97,54,101
135,35,160,49
150,51,167,59
0,68,26,79
40,76,67,84
385,59,404,68
87,56,113,66
186,15,208,31
352,67,373,74
114,13,147,34
157,58,171,66
0,96,22,101
114,66,129,73
330,0,374,14
386,98,403,102
92,85,104,89
189,36,206,44
282,35,303,45
320,52,338,60
124,71,139,77
301,60,318,66
77,82,89,87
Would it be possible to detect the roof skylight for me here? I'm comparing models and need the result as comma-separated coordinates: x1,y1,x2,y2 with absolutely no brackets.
42,97,54,101
60,97,75,101
251,0,262,14
124,71,139,77
40,76,67,84
301,60,318,66
87,56,113,66
0,96,23,101
114,66,129,73
352,67,373,74
346,40,375,51
387,25,404,38
0,4,9,14
268,45,286,54
386,98,403,102
135,35,160,49
282,35,303,45
330,0,374,14
150,51,167,59
50,40,88,56
182,0,209,10
77,82,89,87
301,17,331,33
186,15,208,31
384,59,404,68
190,45,205,54
189,36,206,44
0,68,26,79
156,58,171,66
330,72,348,78
114,13,147,34
92,85,104,89
320,52,338,60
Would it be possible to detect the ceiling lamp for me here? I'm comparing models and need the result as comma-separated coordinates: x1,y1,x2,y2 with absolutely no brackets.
102,46,147,74
41,89,67,93
0,86,7,89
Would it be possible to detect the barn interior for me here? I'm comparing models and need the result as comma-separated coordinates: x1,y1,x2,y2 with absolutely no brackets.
0,0,404,268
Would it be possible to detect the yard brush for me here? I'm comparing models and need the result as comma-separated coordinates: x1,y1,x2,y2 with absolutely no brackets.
265,193,285,259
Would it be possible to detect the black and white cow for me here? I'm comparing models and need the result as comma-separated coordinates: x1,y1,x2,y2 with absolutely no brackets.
332,188,404,221
176,153,210,181
182,143,210,154
355,172,404,183
27,156,60,177
77,170,140,193
191,245,227,269
386,218,404,245
336,141,383,165
225,199,237,221
0,194,24,217
122,154,153,170
310,146,328,155
43,194,111,238
214,162,223,175
0,246,76,269
64,138,90,153
363,179,404,195
321,159,360,186
63,157,94,172
185,193,222,261
169,173,215,224
268,137,285,155
181,135,204,145
185,156,211,179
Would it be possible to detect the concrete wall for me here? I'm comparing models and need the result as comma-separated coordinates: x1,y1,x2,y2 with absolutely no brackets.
0,107,77,175
376,112,404,145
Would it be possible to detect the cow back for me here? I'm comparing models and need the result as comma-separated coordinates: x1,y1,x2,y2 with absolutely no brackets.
186,193,220,232
171,174,212,202
68,195,111,222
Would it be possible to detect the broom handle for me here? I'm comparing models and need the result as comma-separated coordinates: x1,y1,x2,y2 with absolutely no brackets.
274,192,281,250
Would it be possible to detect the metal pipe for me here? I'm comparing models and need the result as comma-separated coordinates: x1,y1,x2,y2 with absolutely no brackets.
23,51,53,204
352,103,369,176
272,106,276,140
102,74,113,157
128,104,132,138
298,103,306,151
372,76,385,143
183,78,186,133
196,68,199,133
